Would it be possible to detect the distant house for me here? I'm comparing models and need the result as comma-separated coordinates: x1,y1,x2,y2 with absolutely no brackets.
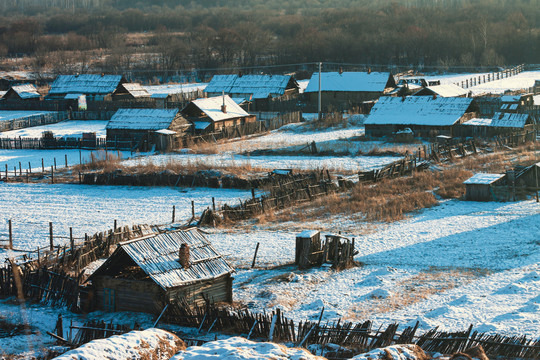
144,83,207,108
304,71,396,112
181,95,256,133
413,84,468,98
464,173,506,201
111,83,150,101
499,94,534,113
106,108,190,150
458,112,534,138
88,228,234,314
1,84,41,101
204,74,299,111
364,96,478,138
46,74,126,101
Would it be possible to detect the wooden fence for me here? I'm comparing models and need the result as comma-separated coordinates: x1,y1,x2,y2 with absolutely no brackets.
0,111,68,132
163,302,540,359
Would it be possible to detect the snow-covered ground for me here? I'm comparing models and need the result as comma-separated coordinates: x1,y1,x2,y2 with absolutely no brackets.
0,110,55,122
469,70,540,95
226,199,540,337
0,183,251,257
0,120,108,139
143,83,207,97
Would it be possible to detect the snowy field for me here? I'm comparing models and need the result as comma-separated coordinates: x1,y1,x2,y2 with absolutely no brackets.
222,199,540,337
0,110,54,122
122,153,400,173
0,183,251,257
0,120,108,139
469,70,540,95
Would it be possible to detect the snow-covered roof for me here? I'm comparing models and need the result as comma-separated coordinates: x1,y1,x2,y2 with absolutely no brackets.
416,84,468,97
193,121,212,130
364,96,475,126
145,83,207,98
304,72,394,93
90,228,234,290
464,173,505,185
120,83,150,98
462,118,492,126
501,95,523,103
64,93,82,99
9,84,40,99
297,230,320,238
106,108,180,130
187,95,250,122
0,91,6,98
155,129,176,135
205,74,296,99
490,112,530,128
48,74,123,95
533,94,540,105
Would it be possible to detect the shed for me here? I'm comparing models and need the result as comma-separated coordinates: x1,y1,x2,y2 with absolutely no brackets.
1,83,41,101
458,112,534,138
204,74,299,111
364,96,478,138
181,95,256,133
47,74,126,101
500,93,534,113
304,71,396,112
295,230,321,269
106,108,190,150
87,228,234,314
112,83,150,101
464,173,506,201
515,162,540,189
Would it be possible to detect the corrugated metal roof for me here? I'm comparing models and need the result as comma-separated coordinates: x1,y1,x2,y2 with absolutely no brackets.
464,173,505,185
106,229,233,290
189,95,250,122
49,74,123,95
421,84,468,97
500,95,522,103
205,74,295,98
490,112,529,128
364,96,474,126
304,72,393,93
121,83,150,98
10,84,40,99
106,108,180,130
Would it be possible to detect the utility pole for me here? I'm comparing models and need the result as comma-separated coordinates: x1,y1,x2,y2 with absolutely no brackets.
318,62,322,122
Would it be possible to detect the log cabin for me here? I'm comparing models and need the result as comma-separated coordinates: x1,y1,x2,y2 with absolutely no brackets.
87,228,234,314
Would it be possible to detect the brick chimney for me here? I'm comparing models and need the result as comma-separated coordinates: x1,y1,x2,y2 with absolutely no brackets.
179,243,190,269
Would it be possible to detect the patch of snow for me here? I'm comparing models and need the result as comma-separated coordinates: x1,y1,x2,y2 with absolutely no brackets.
0,120,108,139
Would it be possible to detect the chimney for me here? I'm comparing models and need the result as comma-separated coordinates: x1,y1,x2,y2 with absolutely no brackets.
368,68,372,74
221,91,227,113
339,67,343,75
179,243,190,269
432,93,437,100
238,71,243,77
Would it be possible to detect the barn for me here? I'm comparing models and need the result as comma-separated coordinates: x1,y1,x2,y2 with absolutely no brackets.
458,112,534,138
46,74,126,101
111,83,150,101
204,74,299,111
499,94,534,113
1,84,41,101
303,71,396,112
464,173,506,201
364,96,478,138
106,108,190,151
87,228,234,314
181,95,256,133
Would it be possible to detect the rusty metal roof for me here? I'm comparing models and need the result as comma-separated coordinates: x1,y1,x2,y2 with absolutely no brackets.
90,228,234,290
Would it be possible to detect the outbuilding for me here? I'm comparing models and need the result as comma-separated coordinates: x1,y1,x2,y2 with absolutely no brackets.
87,228,234,314
181,95,256,133
1,83,41,101
106,108,190,150
111,83,150,101
47,74,126,101
464,173,506,201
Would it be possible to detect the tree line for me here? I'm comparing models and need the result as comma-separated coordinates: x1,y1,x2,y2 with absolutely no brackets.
0,0,538,75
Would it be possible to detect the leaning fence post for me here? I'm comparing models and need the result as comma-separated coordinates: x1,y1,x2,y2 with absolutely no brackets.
251,242,260,268
49,222,54,251
8,219,13,250
70,227,74,252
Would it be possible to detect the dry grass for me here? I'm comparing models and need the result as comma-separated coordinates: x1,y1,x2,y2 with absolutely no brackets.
71,150,123,172
308,112,349,129
346,267,489,321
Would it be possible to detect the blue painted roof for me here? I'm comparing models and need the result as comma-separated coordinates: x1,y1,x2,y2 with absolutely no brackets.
49,74,123,95
304,72,394,93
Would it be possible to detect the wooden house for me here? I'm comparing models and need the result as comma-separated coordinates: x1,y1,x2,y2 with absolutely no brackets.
111,83,150,101
46,74,126,101
458,112,534,138
181,95,256,133
205,74,299,111
144,83,206,108
303,71,396,112
499,94,534,113
1,83,41,101
106,108,190,151
87,228,234,314
364,96,478,138
464,173,506,201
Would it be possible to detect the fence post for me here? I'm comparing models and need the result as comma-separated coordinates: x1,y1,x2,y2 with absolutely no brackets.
54,157,57,170
251,242,260,268
65,154,68,168
212,197,216,212
51,166,54,184
8,219,12,250
172,206,176,223
191,201,195,218
49,222,54,251
4,164,7,181
28,162,31,173
70,227,74,252
42,158,44,172
18,162,21,176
